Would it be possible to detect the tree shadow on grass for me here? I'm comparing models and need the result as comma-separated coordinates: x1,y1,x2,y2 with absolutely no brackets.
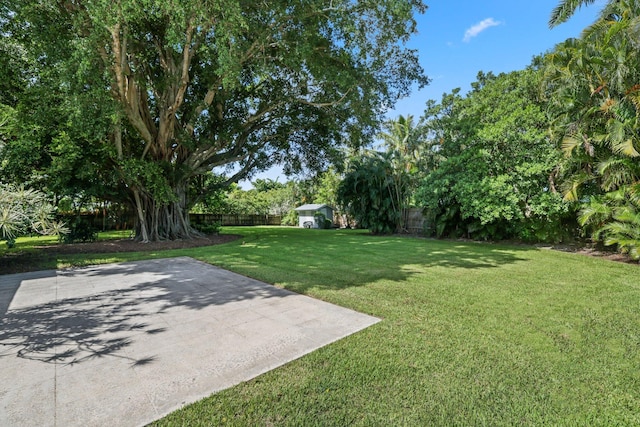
0,257,292,367
207,231,534,294
0,234,535,367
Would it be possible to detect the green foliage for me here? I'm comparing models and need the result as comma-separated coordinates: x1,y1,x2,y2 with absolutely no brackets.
579,187,640,260
0,104,17,152
338,153,405,234
281,210,299,226
417,68,574,242
192,222,222,235
189,175,233,214
377,115,429,231
61,218,98,244
2,0,427,242
313,211,326,226
313,168,343,214
337,115,426,234
311,211,332,229
224,185,292,216
544,0,640,254
0,183,68,246
252,179,285,193
549,0,605,27
196,180,304,218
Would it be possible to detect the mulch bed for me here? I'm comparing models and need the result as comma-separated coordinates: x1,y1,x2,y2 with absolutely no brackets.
1,234,241,275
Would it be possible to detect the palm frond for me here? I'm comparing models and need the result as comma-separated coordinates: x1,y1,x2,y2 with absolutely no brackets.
613,138,640,157
561,135,583,155
550,0,599,28
612,205,640,225
578,197,612,226
597,157,639,190
0,207,24,240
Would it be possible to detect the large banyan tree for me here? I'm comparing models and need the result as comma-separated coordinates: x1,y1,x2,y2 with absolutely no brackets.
3,0,427,241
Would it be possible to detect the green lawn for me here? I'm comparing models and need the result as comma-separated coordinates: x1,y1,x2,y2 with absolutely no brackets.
4,227,640,425
0,229,132,252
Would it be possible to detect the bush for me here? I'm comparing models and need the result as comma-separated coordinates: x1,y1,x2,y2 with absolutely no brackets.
313,212,333,229
313,212,326,227
0,184,69,247
193,221,221,235
337,154,404,234
61,218,98,243
281,210,298,226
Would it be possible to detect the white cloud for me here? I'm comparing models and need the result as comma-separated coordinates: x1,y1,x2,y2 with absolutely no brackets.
463,18,502,42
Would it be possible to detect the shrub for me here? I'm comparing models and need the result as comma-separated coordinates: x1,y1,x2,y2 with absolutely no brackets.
61,218,98,243
281,210,298,226
193,221,222,235
313,211,326,227
0,183,68,247
337,154,404,234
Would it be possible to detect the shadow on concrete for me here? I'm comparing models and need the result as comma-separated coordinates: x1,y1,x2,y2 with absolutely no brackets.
0,232,533,367
0,258,289,367
0,270,57,317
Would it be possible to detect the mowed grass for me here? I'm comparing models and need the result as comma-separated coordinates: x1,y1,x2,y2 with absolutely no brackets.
5,227,640,425
0,230,133,272
0,229,132,253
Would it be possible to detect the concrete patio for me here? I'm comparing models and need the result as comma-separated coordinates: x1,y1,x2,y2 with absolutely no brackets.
0,257,379,426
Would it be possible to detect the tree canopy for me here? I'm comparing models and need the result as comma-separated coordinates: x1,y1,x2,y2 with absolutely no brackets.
1,0,427,241
544,0,640,258
417,68,574,241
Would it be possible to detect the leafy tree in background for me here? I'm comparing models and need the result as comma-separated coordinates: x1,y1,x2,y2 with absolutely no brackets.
252,179,285,193
417,68,573,242
313,167,345,224
0,105,16,154
3,0,427,242
188,174,231,214
546,0,640,258
194,179,298,217
313,168,342,209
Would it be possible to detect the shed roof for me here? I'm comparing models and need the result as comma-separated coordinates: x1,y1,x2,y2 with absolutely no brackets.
294,204,333,211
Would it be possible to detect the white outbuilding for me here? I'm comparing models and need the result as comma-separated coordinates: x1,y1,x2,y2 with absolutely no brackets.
294,204,334,228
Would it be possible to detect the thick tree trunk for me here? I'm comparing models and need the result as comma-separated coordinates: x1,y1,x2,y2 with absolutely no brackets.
131,182,199,242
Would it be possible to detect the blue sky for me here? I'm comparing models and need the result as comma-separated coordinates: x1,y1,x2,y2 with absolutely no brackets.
242,0,606,187
388,0,606,118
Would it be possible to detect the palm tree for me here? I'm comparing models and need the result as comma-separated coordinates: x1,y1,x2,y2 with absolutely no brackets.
378,115,426,232
549,0,607,27
546,0,640,259
579,188,640,260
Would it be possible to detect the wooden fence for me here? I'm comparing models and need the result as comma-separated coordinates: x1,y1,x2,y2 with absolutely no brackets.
60,210,426,232
189,213,282,227
59,212,283,230
404,208,426,234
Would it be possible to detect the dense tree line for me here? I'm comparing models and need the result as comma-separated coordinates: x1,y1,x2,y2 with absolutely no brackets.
336,0,640,260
